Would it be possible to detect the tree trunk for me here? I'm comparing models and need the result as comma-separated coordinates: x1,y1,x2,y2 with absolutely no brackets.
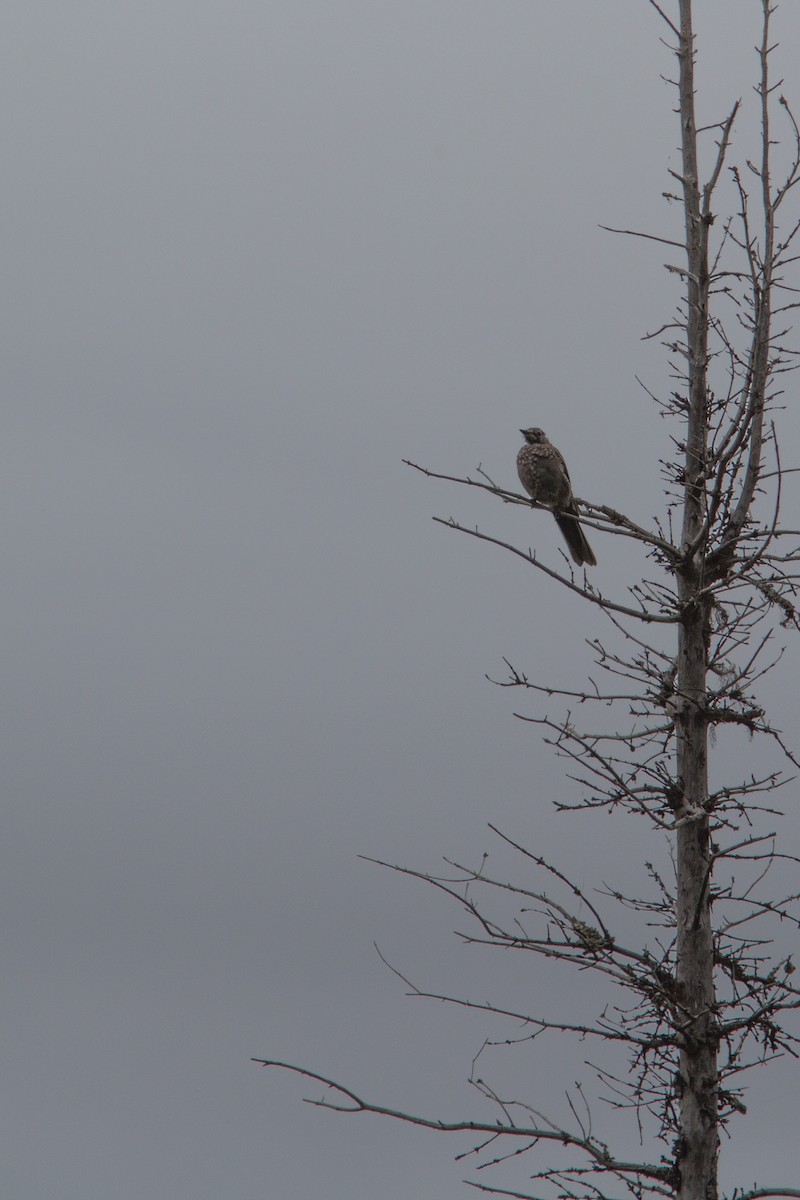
675,3,718,1197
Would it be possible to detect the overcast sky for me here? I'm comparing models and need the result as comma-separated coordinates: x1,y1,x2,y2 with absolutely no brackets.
3,2,800,1197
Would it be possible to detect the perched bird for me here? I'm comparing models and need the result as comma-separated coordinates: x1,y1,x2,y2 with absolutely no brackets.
516,427,596,567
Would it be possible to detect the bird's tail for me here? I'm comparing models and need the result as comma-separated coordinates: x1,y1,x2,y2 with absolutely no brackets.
555,506,597,567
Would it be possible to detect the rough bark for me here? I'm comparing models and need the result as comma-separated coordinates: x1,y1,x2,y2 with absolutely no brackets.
674,3,718,1197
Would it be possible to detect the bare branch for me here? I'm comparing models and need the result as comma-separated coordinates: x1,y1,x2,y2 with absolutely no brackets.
599,223,685,249
253,1060,672,1183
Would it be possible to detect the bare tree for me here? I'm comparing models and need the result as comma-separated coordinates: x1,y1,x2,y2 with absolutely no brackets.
258,4,800,1197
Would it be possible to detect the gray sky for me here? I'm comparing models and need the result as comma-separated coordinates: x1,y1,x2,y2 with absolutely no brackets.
3,2,799,1197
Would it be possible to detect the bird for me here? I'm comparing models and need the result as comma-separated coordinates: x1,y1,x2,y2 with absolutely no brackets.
516,427,596,566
